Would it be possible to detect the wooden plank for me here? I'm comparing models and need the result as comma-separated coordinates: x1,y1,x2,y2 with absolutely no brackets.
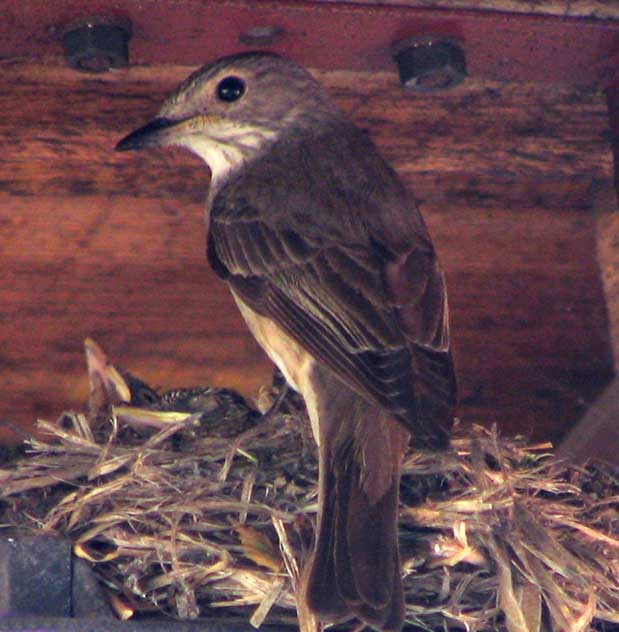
2,1,619,86
0,62,614,446
0,196,599,277
594,186,619,366
0,66,612,198
557,377,619,463
554,165,619,463
307,0,619,20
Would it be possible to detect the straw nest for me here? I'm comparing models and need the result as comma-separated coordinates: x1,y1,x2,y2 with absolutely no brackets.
1,339,619,631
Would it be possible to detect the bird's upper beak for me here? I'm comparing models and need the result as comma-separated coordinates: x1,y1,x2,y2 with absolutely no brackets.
115,114,222,152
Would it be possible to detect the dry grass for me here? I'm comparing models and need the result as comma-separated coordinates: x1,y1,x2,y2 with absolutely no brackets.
2,340,619,631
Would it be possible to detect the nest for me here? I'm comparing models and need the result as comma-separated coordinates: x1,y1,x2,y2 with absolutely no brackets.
2,339,619,631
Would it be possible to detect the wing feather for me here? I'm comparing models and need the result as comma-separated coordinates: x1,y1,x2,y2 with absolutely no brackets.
206,120,456,439
209,212,455,434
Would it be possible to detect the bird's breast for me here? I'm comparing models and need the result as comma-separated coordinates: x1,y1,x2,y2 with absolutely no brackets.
230,290,320,442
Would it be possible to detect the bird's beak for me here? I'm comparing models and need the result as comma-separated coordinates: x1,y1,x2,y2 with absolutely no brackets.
84,337,131,404
115,115,223,152
116,116,178,152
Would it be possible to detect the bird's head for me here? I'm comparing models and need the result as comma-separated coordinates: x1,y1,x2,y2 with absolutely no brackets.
116,52,337,188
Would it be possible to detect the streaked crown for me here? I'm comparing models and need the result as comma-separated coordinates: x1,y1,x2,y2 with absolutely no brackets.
162,52,335,128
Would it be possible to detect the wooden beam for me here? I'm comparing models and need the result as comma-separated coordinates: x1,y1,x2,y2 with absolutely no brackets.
557,377,619,464
2,1,619,86
556,98,619,464
596,199,619,368
305,1,619,20
601,85,619,366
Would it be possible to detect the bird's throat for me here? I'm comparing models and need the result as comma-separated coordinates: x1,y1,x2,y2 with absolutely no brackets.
181,124,277,193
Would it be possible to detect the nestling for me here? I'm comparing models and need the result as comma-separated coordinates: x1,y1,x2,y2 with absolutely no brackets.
117,52,457,631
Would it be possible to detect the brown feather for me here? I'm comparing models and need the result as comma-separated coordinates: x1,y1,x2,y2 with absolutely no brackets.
209,118,456,436
305,367,407,628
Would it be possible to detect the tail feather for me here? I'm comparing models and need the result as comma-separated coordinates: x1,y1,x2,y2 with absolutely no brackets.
305,465,349,618
305,389,407,631
354,548,405,632
346,455,397,609
334,456,364,607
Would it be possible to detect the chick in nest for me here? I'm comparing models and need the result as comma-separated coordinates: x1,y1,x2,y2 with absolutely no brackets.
84,337,259,440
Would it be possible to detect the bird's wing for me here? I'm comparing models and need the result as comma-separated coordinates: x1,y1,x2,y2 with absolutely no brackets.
208,196,456,437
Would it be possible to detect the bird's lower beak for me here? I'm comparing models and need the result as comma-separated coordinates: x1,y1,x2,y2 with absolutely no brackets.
115,114,223,152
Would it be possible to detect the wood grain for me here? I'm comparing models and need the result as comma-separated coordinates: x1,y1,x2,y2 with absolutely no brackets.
0,63,614,446
308,0,619,19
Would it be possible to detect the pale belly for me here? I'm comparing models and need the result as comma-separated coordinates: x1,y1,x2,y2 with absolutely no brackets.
230,291,321,442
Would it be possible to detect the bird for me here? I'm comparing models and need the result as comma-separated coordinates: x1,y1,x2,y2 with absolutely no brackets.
116,52,457,631
84,338,258,439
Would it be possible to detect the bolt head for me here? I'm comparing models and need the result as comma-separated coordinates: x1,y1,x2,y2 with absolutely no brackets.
62,17,131,74
393,36,467,92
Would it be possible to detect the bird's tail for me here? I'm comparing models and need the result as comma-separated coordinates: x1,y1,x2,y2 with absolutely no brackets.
304,381,408,631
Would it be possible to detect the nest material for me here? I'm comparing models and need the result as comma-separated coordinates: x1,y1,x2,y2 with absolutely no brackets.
1,340,619,631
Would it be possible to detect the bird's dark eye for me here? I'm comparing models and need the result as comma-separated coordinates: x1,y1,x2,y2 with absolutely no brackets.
216,76,245,102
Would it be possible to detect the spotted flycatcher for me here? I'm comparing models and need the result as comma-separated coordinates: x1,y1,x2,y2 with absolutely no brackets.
117,52,456,631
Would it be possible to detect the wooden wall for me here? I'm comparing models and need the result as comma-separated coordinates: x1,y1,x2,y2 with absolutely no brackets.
0,62,615,445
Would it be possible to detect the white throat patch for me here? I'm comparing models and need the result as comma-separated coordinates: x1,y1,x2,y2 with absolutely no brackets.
180,123,276,193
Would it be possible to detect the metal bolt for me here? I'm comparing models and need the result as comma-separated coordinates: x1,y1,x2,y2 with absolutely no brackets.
62,17,131,74
393,36,466,92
